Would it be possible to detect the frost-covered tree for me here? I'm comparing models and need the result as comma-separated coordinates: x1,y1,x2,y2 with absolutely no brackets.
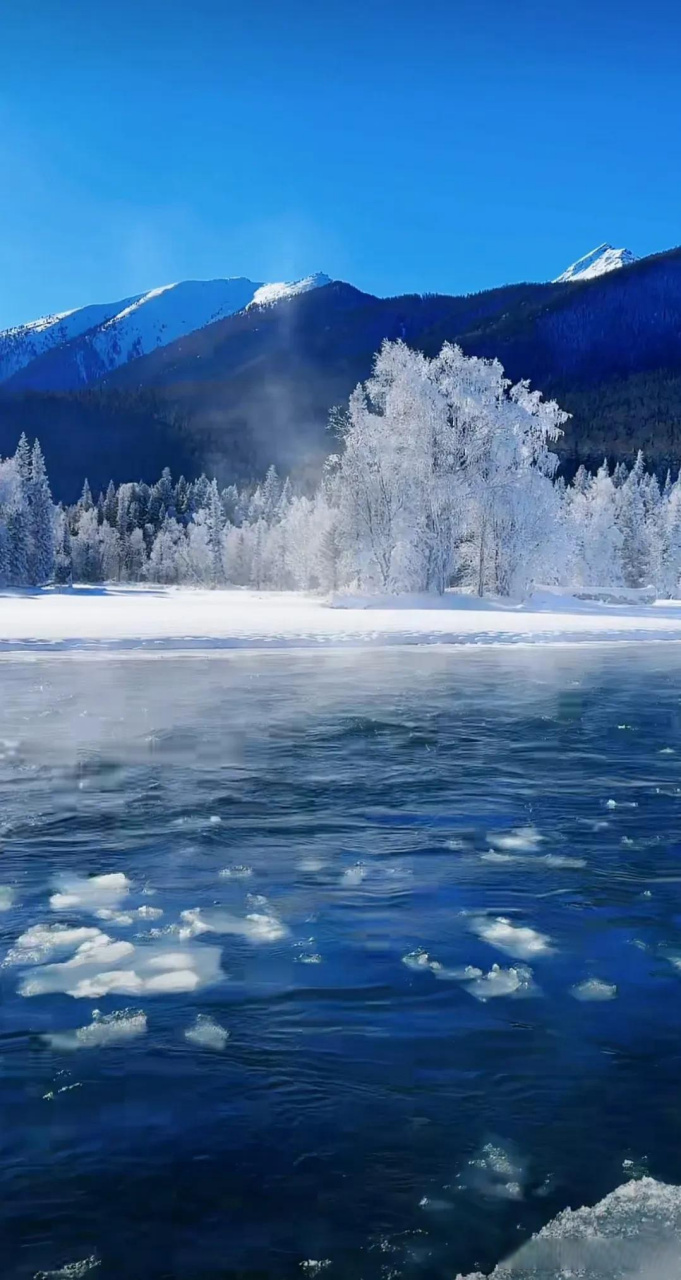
27,439,56,585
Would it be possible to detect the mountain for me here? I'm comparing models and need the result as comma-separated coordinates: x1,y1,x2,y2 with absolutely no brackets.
554,243,638,283
0,274,330,393
4,246,681,498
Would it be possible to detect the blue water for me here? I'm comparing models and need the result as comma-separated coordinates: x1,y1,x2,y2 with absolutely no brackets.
3,647,681,1278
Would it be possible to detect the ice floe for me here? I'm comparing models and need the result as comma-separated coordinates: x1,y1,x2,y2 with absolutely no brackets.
471,916,553,959
34,1255,101,1279
456,1176,681,1279
49,872,131,913
218,865,254,880
0,885,13,910
571,977,617,1002
4,923,104,965
464,964,538,1002
458,1140,527,1201
487,826,544,853
45,1009,147,1049
16,927,223,998
184,1013,230,1050
180,905,289,943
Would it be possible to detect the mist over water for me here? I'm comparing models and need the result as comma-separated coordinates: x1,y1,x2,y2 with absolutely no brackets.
4,648,681,1277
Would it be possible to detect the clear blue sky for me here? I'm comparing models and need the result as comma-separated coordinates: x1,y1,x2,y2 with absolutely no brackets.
1,0,680,328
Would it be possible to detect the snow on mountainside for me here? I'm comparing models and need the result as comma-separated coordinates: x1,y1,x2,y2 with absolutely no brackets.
247,273,331,309
0,296,141,383
0,274,330,391
554,243,638,283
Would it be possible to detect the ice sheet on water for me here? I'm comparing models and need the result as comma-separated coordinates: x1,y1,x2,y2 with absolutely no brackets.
471,916,553,959
0,885,13,910
480,851,585,869
218,865,253,880
487,827,544,853
45,1009,147,1049
457,1140,527,1202
17,928,223,998
571,977,617,1001
184,1013,230,1050
341,862,368,886
4,923,103,965
180,905,289,943
456,1177,681,1279
402,948,444,974
95,905,163,925
49,872,131,913
35,1256,100,1279
464,964,538,1002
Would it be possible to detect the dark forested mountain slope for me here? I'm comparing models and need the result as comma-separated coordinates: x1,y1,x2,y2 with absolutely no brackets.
2,248,681,498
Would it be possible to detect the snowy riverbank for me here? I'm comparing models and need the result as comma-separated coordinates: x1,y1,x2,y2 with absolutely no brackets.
3,585,681,652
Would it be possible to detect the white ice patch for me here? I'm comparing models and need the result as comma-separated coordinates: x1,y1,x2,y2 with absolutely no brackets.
95,905,163,925
464,963,538,1002
471,916,553,959
456,1176,681,1279
0,885,13,910
297,857,327,873
179,905,288,943
341,863,368,886
402,949,444,974
571,977,617,1002
4,923,104,965
17,929,223,998
45,1009,147,1049
487,826,544,853
218,865,253,880
49,872,131,913
184,1013,230,1050
458,1141,526,1202
34,1255,101,1279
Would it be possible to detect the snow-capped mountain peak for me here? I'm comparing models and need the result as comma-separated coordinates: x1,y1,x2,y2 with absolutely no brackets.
0,273,331,391
247,273,332,309
554,244,638,283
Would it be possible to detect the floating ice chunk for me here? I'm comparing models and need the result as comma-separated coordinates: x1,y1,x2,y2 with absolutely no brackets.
402,948,443,974
45,1009,147,1050
605,798,638,810
471,916,553,959
300,1264,331,1277
35,1255,100,1279
571,978,617,1002
17,932,223,998
145,969,201,993
218,865,253,880
434,964,484,982
49,872,131,913
341,863,368,886
180,906,288,943
457,1177,681,1279
487,826,544,852
0,885,13,911
95,905,163,925
660,747,676,754
297,857,327,873
3,923,104,966
541,853,586,869
208,815,222,826
184,1013,229,1050
296,952,323,964
458,1140,526,1201
464,963,537,1002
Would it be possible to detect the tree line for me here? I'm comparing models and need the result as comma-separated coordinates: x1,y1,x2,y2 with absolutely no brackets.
2,339,681,598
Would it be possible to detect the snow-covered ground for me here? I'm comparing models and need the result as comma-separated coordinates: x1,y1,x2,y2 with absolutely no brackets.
2,586,681,653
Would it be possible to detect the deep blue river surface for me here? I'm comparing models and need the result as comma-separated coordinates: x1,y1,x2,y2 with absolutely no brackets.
4,647,681,1279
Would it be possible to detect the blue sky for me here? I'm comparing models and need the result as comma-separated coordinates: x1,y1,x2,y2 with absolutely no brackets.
1,0,680,327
